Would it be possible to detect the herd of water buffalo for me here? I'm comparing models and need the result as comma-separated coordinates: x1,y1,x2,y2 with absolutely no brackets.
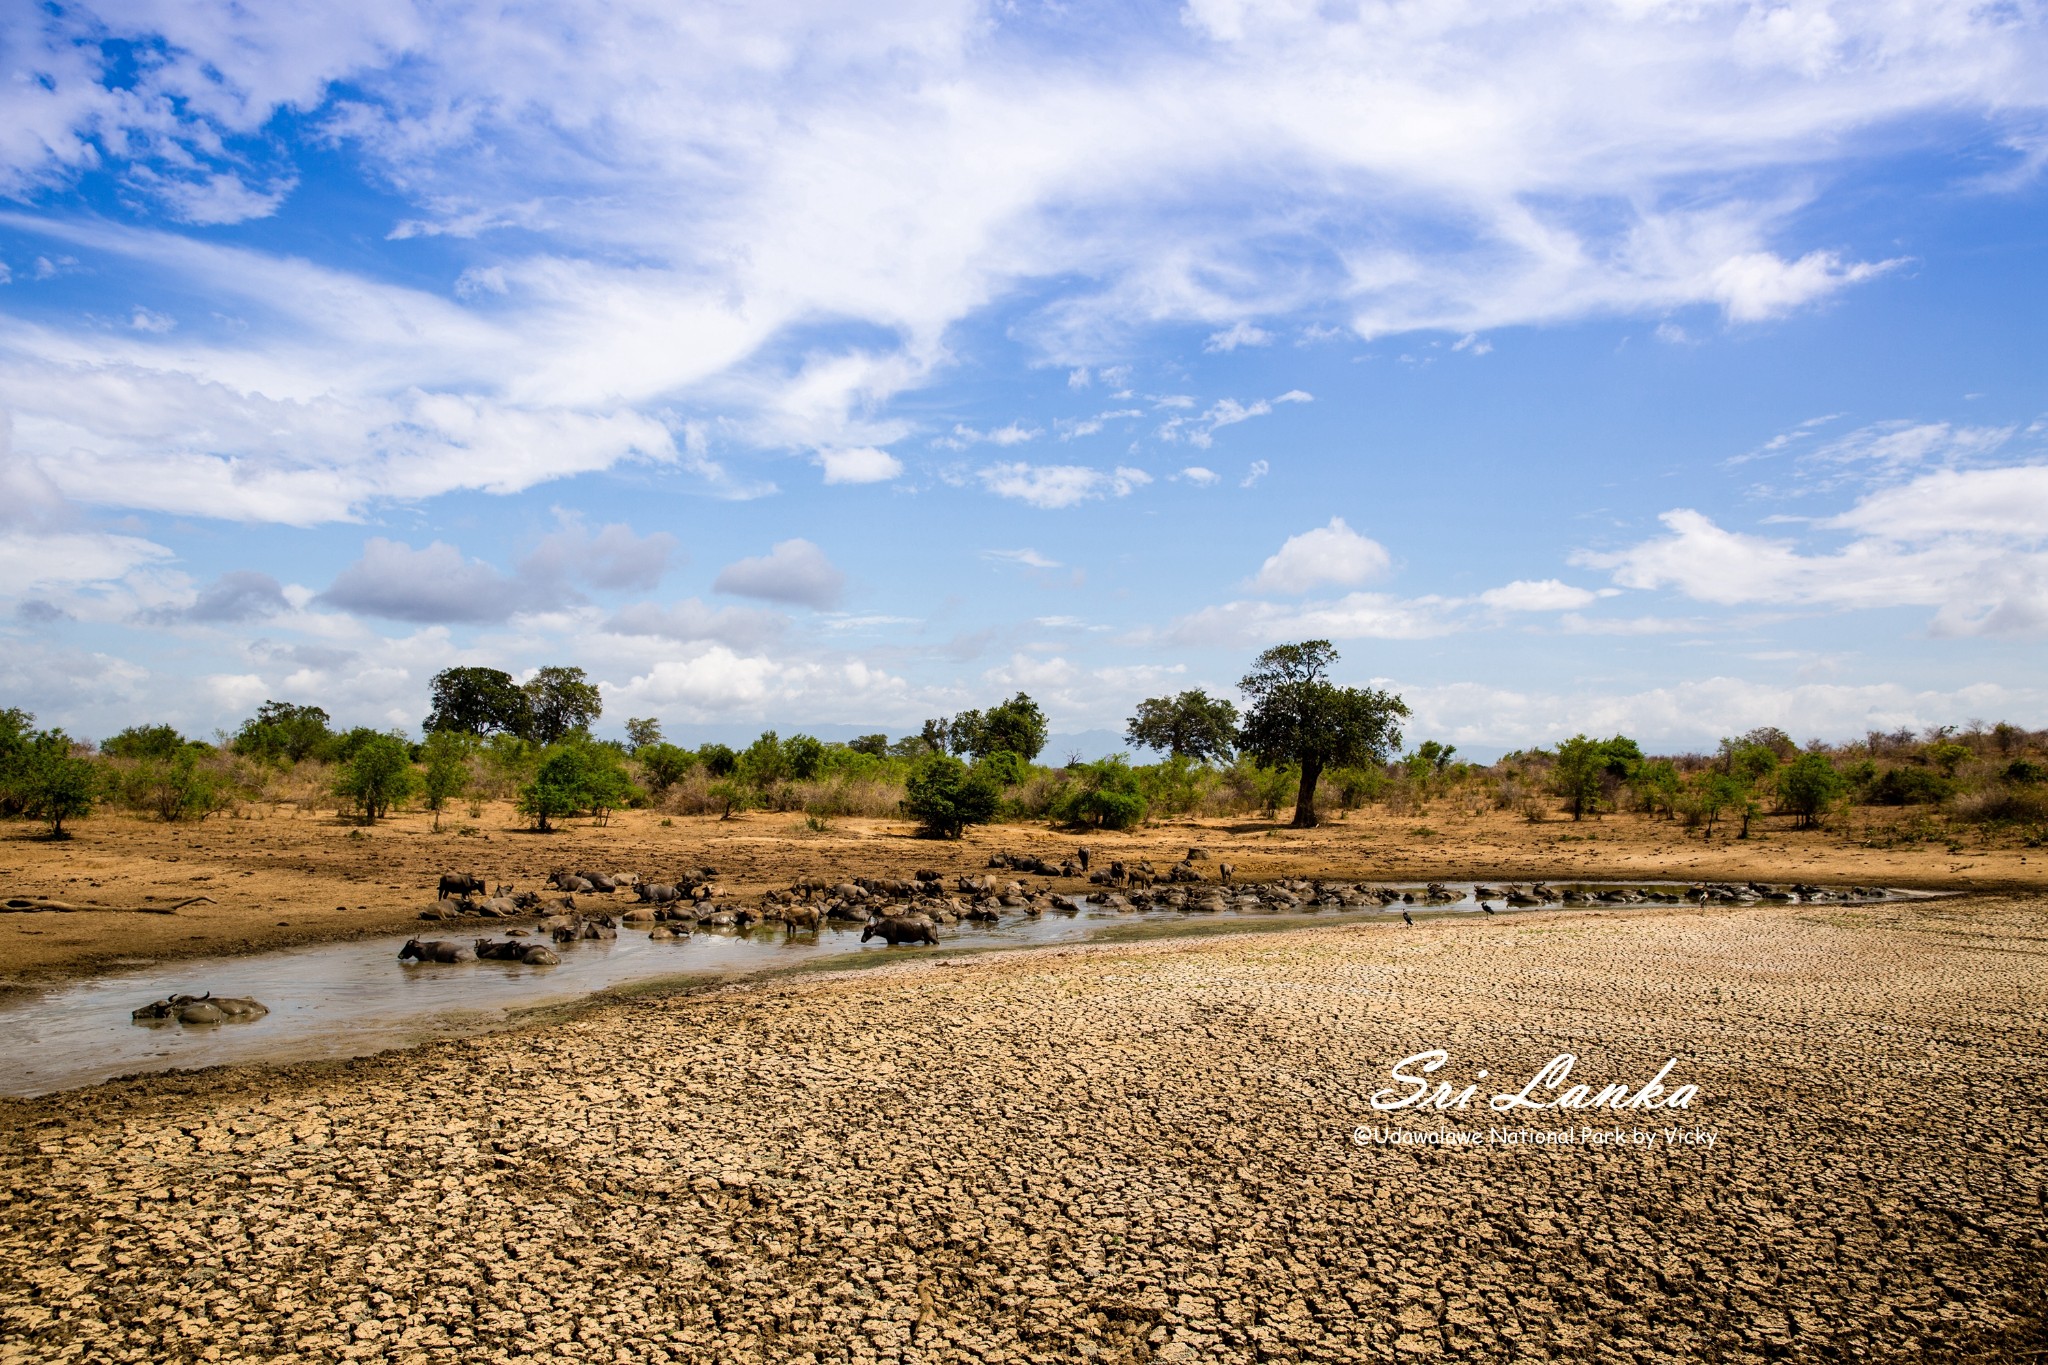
130,855,1903,1024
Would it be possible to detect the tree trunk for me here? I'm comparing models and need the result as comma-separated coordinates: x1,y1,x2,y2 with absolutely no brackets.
1291,759,1322,828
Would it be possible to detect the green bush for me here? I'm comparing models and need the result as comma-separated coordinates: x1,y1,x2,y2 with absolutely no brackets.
903,753,1000,839
333,732,419,823
1870,766,1952,806
11,729,98,836
1775,752,1846,828
100,724,191,762
1051,756,1148,830
124,749,234,822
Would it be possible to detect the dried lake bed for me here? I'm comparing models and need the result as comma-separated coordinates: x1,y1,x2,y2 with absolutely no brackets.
2,890,2042,1363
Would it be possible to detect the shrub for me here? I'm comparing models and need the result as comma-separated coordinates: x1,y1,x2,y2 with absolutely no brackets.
100,724,190,762
903,754,1000,839
1051,756,1148,830
420,730,472,830
976,749,1030,788
1775,752,1846,828
636,742,698,797
10,729,97,836
1870,766,1953,806
333,732,418,823
125,750,234,822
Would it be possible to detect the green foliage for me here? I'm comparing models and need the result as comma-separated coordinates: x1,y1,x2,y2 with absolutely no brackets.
976,749,1030,788
514,741,641,830
636,741,698,796
697,742,739,777
1125,690,1239,763
11,729,98,836
425,667,530,737
2005,757,2046,785
1679,770,1749,836
1870,765,1953,806
124,749,233,822
706,777,750,819
1630,759,1682,818
624,717,664,751
943,694,1050,763
1136,754,1213,816
1775,752,1846,828
333,732,418,823
1237,640,1408,828
234,701,335,764
739,731,789,787
783,734,825,781
1328,765,1389,809
100,724,191,762
903,753,1001,839
848,733,890,758
1550,734,1644,820
420,729,472,827
523,666,603,745
1926,741,1973,776
1051,755,1147,829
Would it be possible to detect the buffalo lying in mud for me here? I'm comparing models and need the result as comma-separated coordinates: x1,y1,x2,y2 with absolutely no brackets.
862,915,938,946
399,939,476,964
132,992,269,1025
474,939,561,965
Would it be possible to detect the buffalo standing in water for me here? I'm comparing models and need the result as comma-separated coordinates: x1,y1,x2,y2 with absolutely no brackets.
861,915,938,946
132,992,269,1025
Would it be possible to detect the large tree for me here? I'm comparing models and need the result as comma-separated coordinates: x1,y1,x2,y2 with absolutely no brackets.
1237,640,1408,829
234,701,334,763
943,693,1049,763
523,666,603,745
1126,689,1239,763
425,666,531,738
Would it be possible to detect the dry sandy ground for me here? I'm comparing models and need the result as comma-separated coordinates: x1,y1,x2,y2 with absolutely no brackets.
2,896,2043,1364
1,801,2036,989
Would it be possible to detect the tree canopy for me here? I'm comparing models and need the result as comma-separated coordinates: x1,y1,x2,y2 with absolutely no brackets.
523,666,603,745
902,753,1001,839
941,693,1049,764
234,701,334,764
1237,640,1408,828
1126,689,1239,764
425,667,530,737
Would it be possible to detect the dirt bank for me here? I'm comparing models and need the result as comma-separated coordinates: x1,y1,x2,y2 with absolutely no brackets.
2,801,2038,990
2,896,2043,1363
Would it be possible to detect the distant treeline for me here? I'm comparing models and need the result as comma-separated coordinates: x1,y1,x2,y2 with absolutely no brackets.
2,643,2043,844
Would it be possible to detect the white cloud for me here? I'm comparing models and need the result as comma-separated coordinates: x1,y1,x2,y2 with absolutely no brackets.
1479,579,1599,612
0,0,2037,532
980,462,1151,509
1178,466,1219,486
1248,516,1390,594
816,445,904,484
129,308,175,334
1241,459,1269,487
1205,321,1273,351
983,548,1062,569
602,598,789,649
319,538,538,624
1709,251,1906,324
1149,592,1460,648
711,538,847,609
1580,464,2048,636
1450,333,1491,356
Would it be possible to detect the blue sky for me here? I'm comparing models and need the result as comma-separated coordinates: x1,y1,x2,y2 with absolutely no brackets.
1,0,2044,757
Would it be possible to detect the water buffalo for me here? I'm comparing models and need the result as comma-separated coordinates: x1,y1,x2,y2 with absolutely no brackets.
862,915,938,946
551,914,618,943
399,939,476,963
438,872,486,900
636,882,682,904
547,869,597,894
475,939,558,965
131,992,268,1025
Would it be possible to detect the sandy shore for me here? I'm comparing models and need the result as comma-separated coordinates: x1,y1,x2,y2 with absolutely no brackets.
3,896,2044,1363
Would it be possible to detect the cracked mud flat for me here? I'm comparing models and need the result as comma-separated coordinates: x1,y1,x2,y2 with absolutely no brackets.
3,896,2045,1364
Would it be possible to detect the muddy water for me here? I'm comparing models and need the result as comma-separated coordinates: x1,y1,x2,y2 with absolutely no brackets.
0,882,1911,1096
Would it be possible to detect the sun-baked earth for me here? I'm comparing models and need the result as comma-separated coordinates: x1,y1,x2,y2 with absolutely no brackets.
0,800,2034,989
2,894,2044,1364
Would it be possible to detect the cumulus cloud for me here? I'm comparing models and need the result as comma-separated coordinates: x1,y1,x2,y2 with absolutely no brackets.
603,598,789,649
148,570,291,624
816,446,904,484
980,463,1152,509
1479,579,1600,612
1709,251,1906,324
1248,517,1390,594
1579,464,2048,635
318,520,676,623
320,539,537,624
711,539,846,609
1178,466,1219,486
1147,592,1460,648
